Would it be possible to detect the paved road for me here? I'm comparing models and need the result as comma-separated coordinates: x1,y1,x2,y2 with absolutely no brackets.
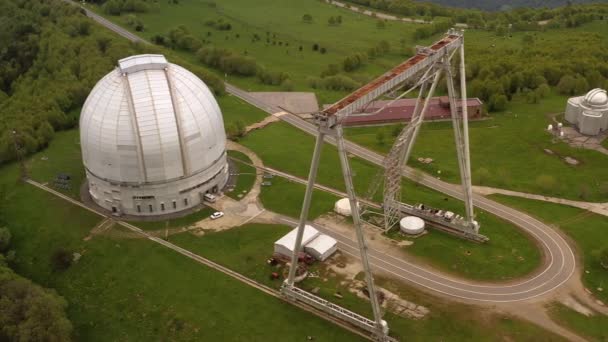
75,2,576,303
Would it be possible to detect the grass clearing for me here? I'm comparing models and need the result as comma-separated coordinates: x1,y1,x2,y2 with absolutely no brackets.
241,121,540,280
259,176,340,219
548,303,608,342
226,150,257,200
490,194,608,303
126,206,216,231
219,94,268,127
87,0,422,103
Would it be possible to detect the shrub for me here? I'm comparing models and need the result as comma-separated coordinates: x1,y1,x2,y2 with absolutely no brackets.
257,68,289,85
280,79,295,91
535,174,556,192
0,227,10,252
51,248,73,272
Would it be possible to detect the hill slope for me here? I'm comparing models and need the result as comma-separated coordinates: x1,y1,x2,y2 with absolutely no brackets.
420,0,603,11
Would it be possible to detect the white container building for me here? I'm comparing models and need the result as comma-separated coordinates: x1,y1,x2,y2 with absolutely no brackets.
274,225,320,258
305,234,338,261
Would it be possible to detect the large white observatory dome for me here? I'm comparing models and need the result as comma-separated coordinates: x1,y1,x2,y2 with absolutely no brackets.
80,54,228,216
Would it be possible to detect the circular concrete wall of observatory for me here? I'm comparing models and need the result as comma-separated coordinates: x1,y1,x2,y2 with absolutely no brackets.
80,54,228,216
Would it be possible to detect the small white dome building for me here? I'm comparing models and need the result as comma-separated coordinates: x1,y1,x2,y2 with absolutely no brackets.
565,88,608,136
80,54,228,216
399,216,425,235
334,198,358,216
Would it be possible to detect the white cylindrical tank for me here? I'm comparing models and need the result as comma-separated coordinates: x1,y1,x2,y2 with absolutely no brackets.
334,198,357,216
399,216,425,235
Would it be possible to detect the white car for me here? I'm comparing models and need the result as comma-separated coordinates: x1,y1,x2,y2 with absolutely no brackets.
210,211,224,220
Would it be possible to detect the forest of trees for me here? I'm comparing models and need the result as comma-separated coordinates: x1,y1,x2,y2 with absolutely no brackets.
463,23,608,109
0,224,73,341
0,0,224,165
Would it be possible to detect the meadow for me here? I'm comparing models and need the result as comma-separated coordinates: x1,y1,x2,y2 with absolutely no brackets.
548,303,608,342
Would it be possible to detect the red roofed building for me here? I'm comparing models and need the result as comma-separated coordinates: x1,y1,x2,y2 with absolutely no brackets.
341,97,483,126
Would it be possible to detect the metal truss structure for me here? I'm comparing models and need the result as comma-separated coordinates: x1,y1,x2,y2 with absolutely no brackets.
282,29,485,342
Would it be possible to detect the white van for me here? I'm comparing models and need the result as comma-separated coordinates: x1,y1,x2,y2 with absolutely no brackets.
203,193,216,203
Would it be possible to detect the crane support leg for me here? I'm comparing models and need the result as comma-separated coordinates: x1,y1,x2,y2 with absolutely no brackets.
459,43,475,228
335,125,387,339
285,131,325,285
444,53,476,230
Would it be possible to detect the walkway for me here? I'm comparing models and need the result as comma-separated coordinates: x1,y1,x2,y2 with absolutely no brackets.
325,0,432,24
473,186,608,217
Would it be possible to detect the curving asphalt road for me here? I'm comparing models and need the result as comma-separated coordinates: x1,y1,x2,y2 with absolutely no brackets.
74,2,576,303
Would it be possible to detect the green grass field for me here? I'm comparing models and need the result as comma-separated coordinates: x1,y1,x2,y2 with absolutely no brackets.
87,0,425,103
241,121,540,280
259,176,340,219
548,303,608,342
219,94,268,127
490,195,608,303
169,223,566,341
226,150,257,200
125,206,215,231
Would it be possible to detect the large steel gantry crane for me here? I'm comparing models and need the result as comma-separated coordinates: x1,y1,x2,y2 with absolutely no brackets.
282,29,486,342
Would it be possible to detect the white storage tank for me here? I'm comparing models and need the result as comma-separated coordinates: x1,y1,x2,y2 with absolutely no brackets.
399,216,425,235
334,198,358,216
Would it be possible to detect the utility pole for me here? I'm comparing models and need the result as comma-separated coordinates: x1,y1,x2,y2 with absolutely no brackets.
11,130,28,182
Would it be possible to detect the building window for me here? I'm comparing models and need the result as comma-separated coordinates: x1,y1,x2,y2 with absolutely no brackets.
161,203,165,211
172,200,177,209
184,198,188,206
136,204,141,213
149,204,153,212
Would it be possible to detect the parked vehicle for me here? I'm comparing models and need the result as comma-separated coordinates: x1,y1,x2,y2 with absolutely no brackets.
210,211,224,220
204,193,217,203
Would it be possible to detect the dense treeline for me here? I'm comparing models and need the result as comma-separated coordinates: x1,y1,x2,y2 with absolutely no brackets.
465,31,608,110
0,224,73,341
345,0,608,31
0,0,224,164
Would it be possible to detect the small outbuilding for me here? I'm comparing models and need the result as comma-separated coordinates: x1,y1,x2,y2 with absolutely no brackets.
399,216,425,235
305,234,338,261
274,225,319,259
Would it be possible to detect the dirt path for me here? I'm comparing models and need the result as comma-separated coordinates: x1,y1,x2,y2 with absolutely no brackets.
324,0,432,24
473,186,608,217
